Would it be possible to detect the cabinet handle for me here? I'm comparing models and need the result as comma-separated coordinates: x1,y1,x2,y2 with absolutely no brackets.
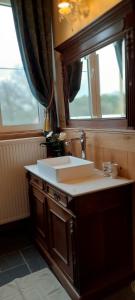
69,219,74,235
54,192,58,199
54,193,60,201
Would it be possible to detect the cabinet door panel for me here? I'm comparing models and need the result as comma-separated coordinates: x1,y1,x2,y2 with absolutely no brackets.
30,187,48,245
50,212,69,264
47,197,75,282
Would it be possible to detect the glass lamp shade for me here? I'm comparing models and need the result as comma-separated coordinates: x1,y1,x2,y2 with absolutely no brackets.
58,6,72,15
58,1,71,9
58,1,72,15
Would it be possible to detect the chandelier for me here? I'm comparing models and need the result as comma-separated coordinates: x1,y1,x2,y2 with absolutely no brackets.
57,0,90,22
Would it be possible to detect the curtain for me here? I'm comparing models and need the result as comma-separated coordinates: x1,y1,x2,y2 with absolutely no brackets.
67,60,83,103
114,40,123,78
11,0,57,129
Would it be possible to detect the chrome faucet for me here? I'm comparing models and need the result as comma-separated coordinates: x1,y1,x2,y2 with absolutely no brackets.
64,140,72,156
64,130,86,159
80,130,86,159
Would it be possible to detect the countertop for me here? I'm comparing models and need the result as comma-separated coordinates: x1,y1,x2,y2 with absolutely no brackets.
25,164,134,197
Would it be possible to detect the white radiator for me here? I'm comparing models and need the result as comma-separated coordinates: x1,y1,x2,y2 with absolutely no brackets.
0,137,46,225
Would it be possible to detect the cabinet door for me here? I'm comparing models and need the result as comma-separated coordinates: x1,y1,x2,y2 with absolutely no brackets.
47,196,75,283
30,186,48,246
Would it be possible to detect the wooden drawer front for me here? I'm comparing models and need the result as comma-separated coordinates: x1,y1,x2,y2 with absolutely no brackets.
32,187,45,203
30,174,43,190
46,184,69,207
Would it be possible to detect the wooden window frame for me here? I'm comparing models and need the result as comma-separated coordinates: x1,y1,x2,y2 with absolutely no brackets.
55,0,135,129
0,129,43,140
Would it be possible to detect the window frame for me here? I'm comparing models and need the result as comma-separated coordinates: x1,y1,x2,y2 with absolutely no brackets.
0,2,44,137
55,0,135,129
69,56,92,120
69,44,126,121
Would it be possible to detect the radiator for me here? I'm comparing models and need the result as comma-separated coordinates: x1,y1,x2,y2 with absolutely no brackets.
0,137,46,225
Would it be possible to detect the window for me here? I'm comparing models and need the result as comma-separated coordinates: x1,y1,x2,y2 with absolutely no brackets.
69,57,92,119
69,41,125,120
0,4,43,133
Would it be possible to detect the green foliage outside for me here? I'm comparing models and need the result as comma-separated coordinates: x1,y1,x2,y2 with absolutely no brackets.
69,93,125,118
0,68,39,126
100,93,125,115
69,95,90,118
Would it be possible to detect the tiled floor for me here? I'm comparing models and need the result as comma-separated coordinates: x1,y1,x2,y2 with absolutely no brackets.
0,230,135,299
0,231,48,287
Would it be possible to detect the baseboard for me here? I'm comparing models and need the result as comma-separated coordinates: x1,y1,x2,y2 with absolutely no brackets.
0,217,31,233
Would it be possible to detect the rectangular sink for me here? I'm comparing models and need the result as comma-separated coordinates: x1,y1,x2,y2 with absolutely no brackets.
37,156,94,182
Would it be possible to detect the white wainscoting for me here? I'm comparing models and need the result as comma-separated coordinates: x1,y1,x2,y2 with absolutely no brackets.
0,137,46,225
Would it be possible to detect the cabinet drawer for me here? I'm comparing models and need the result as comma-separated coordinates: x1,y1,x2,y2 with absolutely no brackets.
46,184,69,207
31,186,45,203
30,174,44,190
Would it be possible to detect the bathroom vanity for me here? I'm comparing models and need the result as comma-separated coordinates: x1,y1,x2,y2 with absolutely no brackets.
25,163,134,300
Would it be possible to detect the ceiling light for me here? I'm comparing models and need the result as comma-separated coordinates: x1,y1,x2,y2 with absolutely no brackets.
57,0,90,22
58,1,71,9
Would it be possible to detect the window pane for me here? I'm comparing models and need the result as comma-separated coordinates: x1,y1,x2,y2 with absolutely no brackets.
0,69,39,126
67,40,125,121
0,5,41,129
97,42,125,118
69,58,91,119
0,5,22,68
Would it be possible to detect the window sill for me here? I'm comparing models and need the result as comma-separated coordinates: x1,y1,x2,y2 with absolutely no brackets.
67,118,128,129
0,129,43,140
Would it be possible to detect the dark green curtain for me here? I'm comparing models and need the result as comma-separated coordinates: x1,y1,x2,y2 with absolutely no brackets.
67,60,83,103
11,0,57,129
114,40,123,78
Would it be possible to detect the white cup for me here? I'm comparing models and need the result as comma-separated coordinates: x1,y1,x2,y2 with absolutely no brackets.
102,162,112,177
111,163,118,178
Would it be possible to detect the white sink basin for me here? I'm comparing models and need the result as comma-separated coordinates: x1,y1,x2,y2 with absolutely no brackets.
37,156,94,182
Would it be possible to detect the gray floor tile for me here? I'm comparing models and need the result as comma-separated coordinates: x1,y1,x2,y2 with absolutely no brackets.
21,245,48,272
0,251,24,272
0,264,30,287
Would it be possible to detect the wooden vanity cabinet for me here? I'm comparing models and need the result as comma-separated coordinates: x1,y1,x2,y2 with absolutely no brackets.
26,171,134,300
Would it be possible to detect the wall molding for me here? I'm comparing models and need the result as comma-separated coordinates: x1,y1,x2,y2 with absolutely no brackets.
63,128,135,135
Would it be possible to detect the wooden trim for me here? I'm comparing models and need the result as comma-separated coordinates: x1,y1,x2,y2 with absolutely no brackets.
125,26,135,128
89,53,101,117
67,118,127,129
0,217,31,232
63,127,135,134
0,129,43,140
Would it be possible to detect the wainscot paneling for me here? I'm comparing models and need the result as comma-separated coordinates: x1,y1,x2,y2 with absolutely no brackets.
0,137,46,225
63,129,135,180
